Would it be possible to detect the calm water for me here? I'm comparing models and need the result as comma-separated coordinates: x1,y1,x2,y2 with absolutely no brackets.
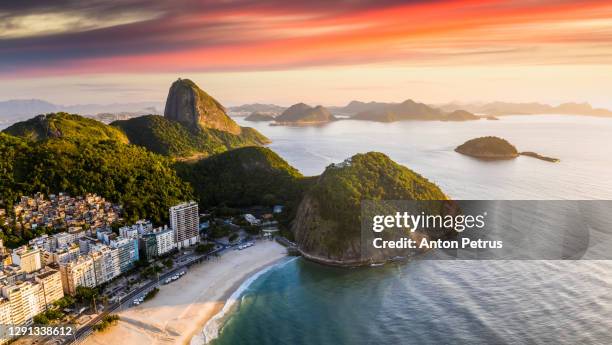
210,115,612,345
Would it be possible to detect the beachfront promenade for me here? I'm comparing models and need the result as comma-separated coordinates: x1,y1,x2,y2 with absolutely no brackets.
78,240,286,345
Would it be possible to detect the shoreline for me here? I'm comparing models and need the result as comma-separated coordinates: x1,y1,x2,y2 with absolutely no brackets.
82,240,287,345
191,256,296,345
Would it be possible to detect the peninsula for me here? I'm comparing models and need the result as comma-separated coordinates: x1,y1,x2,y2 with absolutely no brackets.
455,136,559,162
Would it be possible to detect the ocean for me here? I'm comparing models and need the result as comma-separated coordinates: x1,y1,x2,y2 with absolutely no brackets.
208,115,612,345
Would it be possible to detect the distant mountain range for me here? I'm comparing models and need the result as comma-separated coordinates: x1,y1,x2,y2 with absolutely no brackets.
0,99,163,127
228,103,286,116
437,101,612,117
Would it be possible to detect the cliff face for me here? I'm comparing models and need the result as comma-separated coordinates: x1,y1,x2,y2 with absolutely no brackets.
292,152,449,266
164,78,241,135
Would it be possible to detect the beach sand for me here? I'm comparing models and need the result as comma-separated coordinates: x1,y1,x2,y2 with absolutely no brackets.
82,240,287,345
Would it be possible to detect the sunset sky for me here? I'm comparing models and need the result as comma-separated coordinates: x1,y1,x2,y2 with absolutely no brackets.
1,0,612,107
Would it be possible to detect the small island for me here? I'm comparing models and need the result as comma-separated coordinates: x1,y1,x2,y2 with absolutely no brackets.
456,136,559,162
455,136,519,160
274,103,336,125
245,112,275,122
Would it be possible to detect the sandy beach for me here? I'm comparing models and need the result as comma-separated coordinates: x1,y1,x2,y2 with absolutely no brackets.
82,240,287,345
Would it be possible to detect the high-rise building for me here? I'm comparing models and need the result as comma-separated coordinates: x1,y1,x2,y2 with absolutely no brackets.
89,244,121,284
169,201,199,249
110,237,139,273
59,256,97,295
11,246,42,273
140,226,175,261
1,281,41,326
0,298,13,344
33,268,64,307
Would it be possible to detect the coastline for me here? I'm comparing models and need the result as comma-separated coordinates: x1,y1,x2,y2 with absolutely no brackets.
81,240,287,345
192,256,298,345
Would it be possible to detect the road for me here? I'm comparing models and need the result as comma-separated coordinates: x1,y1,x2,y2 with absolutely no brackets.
59,245,228,345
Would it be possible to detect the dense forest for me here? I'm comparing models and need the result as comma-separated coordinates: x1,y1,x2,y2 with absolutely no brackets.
175,146,310,209
112,115,269,158
0,132,192,245
293,152,448,257
4,112,128,143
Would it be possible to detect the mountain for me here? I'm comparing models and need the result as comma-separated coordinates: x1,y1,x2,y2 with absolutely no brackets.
175,146,308,209
0,132,192,229
352,99,443,122
443,110,480,121
292,152,448,266
3,113,128,143
331,100,394,115
114,79,270,158
164,78,242,135
112,115,269,158
275,103,336,124
438,101,612,117
0,99,162,125
228,103,285,115
0,99,58,117
455,136,519,159
245,112,275,122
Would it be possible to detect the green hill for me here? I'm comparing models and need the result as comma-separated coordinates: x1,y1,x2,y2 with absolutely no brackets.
455,136,519,159
292,152,448,265
0,133,192,230
175,146,308,209
111,115,270,158
3,112,128,143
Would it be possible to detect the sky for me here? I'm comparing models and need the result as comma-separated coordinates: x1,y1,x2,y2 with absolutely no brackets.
1,0,612,107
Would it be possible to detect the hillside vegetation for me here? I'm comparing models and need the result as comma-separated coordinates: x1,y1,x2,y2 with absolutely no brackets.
175,146,309,208
293,152,448,263
0,133,192,227
455,136,519,159
4,112,129,143
112,115,268,157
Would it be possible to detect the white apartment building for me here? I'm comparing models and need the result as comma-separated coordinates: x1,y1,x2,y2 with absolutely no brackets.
89,244,121,284
11,246,42,274
110,237,139,273
169,202,199,249
33,268,64,307
59,256,97,295
41,244,80,266
155,226,175,256
0,298,13,344
1,281,41,326
52,232,75,250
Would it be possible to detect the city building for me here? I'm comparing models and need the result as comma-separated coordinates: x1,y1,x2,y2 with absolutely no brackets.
89,244,121,284
59,256,97,295
140,226,175,261
170,201,199,249
110,237,139,273
33,268,64,307
1,281,41,326
0,298,13,344
11,246,42,274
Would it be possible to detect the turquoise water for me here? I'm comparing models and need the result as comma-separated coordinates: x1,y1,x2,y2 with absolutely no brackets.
210,116,612,345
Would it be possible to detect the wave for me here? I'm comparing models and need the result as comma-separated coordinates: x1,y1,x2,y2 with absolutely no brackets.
191,257,298,345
